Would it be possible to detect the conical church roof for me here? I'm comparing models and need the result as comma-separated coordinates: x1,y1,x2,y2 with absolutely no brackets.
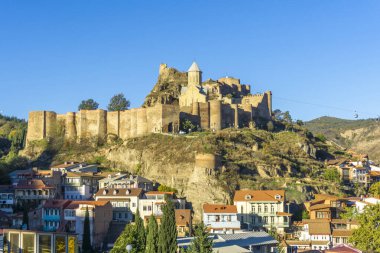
188,62,201,72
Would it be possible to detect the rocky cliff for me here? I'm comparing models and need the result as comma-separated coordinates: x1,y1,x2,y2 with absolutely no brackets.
24,127,345,220
142,64,188,107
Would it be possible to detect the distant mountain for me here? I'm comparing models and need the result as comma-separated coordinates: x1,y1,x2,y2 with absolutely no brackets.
306,116,380,162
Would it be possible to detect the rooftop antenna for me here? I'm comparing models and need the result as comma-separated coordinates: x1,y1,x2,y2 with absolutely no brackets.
354,111,359,119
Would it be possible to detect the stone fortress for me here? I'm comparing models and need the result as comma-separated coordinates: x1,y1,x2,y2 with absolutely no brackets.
26,62,273,144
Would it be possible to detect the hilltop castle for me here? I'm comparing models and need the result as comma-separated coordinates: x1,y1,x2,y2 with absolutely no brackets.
26,62,272,144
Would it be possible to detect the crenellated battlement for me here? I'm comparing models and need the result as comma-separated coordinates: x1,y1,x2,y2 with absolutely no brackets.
26,62,272,145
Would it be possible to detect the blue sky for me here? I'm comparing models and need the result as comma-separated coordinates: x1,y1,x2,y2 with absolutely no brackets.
0,1,379,121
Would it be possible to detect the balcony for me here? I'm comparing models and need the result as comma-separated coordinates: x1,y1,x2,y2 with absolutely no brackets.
64,182,81,186
205,221,241,229
263,222,289,228
43,215,61,221
16,195,53,200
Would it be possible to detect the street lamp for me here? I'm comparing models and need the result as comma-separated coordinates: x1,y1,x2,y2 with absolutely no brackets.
126,244,132,253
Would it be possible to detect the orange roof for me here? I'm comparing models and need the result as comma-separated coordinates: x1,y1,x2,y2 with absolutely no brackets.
175,209,192,226
309,222,331,235
15,179,54,189
66,200,110,209
370,171,380,177
95,188,143,197
233,190,285,202
276,212,292,216
44,200,71,208
309,204,332,211
332,229,353,237
203,204,237,213
314,194,340,201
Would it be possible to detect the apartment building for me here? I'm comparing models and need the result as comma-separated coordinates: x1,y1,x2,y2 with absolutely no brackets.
63,200,112,250
233,190,291,234
94,188,143,221
202,204,240,234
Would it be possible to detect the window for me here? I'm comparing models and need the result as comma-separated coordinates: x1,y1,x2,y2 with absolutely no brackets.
270,217,274,224
271,205,274,214
38,234,52,253
258,205,262,213
264,205,268,213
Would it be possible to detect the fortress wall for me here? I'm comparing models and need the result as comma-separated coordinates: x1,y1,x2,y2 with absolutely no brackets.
44,111,58,138
129,109,138,138
161,104,180,133
26,111,47,143
198,102,210,129
119,110,131,139
77,110,107,141
192,102,199,117
136,108,148,136
209,100,222,131
65,112,77,140
107,111,120,137
239,105,253,127
233,104,239,128
221,104,235,128
195,153,221,170
146,106,162,133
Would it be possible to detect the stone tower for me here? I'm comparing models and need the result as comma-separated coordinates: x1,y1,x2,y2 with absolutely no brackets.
188,62,202,87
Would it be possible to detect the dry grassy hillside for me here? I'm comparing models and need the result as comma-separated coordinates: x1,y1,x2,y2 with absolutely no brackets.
306,116,380,162
24,127,347,220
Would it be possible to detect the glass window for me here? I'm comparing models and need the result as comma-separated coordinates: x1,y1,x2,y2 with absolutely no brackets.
38,234,52,253
55,236,66,253
22,233,35,253
9,233,19,253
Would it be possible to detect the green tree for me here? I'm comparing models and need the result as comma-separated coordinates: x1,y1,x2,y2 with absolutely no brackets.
301,210,310,219
369,182,380,197
82,206,92,253
157,185,178,194
158,195,177,253
78,99,99,110
187,223,213,253
111,223,138,253
145,215,159,253
323,168,341,183
135,210,146,252
340,206,358,220
266,121,274,132
283,111,292,123
108,93,130,111
181,119,195,133
296,120,304,126
349,204,380,252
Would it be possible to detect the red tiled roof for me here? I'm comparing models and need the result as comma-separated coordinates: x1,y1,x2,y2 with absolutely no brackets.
309,222,331,235
203,204,237,213
43,200,71,209
332,229,353,237
326,244,362,253
175,209,192,226
15,179,54,189
233,190,285,202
